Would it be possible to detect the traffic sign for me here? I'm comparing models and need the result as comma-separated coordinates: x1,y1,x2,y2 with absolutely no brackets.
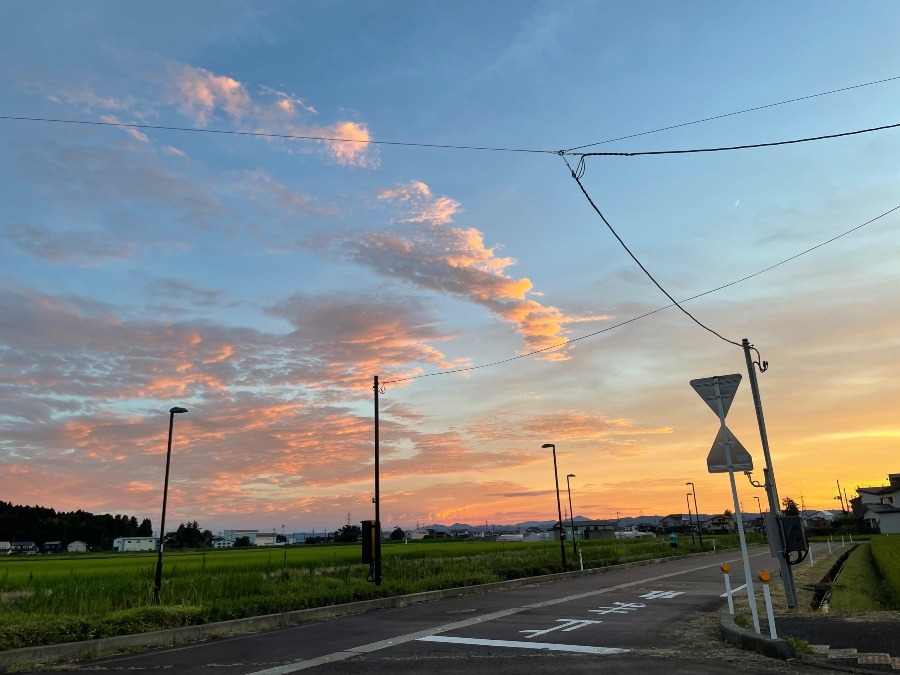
707,426,753,473
690,374,742,418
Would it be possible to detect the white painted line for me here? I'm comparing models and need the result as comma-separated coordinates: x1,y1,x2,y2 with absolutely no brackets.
250,550,772,674
418,635,627,654
722,583,747,597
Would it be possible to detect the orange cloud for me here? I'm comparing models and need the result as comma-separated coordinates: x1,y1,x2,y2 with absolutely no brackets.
352,181,610,358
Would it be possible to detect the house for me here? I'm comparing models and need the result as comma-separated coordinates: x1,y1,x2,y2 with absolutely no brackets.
552,519,617,541
42,541,63,554
522,528,549,542
0,541,10,554
449,529,471,538
853,473,900,512
862,503,900,535
496,533,524,542
409,529,430,540
659,514,692,532
702,514,736,534
113,536,158,552
67,540,88,553
806,510,839,529
211,536,233,549
10,541,40,554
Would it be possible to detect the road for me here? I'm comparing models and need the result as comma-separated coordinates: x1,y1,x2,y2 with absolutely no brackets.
26,545,827,674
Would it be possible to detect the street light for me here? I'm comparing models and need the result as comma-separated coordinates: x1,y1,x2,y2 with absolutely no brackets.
754,495,763,517
685,493,695,545
542,443,567,570
686,481,703,548
153,406,188,604
566,473,577,562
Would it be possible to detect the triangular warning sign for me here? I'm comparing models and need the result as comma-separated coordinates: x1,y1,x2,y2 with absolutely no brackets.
706,426,753,473
690,373,742,418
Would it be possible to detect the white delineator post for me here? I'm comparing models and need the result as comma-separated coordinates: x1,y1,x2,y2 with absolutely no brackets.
759,570,777,639
722,562,735,615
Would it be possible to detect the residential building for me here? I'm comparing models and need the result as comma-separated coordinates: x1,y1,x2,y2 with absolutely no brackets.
67,540,88,553
659,514,692,532
702,514,736,534
552,519,616,541
113,536,158,552
853,472,900,533
10,541,39,554
42,541,63,554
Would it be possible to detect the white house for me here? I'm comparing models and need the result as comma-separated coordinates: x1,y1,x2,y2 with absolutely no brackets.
409,529,430,540
67,541,88,553
113,536,158,552
256,532,278,546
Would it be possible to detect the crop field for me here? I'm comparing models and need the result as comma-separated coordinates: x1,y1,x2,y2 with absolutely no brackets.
870,534,900,609
0,534,750,650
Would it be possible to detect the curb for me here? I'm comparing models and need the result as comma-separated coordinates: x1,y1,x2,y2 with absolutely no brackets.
0,549,727,670
718,609,797,661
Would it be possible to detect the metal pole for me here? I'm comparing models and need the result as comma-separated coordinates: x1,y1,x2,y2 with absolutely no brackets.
373,376,382,586
685,494,695,545
154,407,187,604
742,338,797,608
714,377,761,634
567,474,577,562
688,482,703,548
543,443,567,570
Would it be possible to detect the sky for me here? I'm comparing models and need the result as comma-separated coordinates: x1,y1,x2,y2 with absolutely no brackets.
1,2,899,536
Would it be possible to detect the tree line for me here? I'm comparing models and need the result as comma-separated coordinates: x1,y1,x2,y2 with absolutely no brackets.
0,501,152,550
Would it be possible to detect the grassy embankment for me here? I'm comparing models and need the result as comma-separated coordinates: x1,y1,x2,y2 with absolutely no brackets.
0,534,750,650
829,535,900,612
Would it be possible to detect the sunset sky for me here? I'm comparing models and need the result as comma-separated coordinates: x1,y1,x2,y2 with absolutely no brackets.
1,3,899,536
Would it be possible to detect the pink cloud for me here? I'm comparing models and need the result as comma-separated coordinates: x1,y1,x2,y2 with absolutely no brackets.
99,115,149,142
167,62,375,167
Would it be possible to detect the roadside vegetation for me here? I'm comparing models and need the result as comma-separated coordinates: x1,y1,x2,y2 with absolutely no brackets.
0,534,752,650
828,542,892,612
869,535,900,609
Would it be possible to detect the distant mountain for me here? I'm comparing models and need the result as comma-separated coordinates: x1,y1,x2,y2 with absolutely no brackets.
421,515,665,532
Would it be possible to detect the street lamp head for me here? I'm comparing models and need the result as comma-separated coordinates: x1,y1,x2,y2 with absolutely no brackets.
170,407,188,414
541,443,555,449
567,473,576,478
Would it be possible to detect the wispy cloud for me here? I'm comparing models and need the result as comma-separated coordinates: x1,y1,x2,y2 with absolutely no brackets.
166,62,376,167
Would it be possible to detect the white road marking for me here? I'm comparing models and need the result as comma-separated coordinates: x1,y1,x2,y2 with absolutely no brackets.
640,590,684,599
419,635,627,654
519,618,602,638
722,583,747,597
249,551,772,674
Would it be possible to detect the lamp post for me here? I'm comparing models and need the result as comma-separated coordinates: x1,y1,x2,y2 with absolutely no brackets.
153,406,188,604
541,443,567,570
566,473,577,561
685,493,695,545
686,481,703,548
755,495,763,517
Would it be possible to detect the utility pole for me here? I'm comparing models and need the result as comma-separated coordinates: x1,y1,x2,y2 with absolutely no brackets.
742,338,798,608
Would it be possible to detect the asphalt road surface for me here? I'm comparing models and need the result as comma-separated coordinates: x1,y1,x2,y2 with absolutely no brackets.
26,545,827,674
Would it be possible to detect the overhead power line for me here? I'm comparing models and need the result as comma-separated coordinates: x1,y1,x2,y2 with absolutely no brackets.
383,201,899,385
0,115,556,155
562,155,741,348
564,74,900,152
569,122,900,159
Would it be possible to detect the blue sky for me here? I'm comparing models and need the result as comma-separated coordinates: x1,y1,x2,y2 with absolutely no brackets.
1,2,899,534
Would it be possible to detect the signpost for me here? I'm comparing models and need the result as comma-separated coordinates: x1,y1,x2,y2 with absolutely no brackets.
691,374,761,634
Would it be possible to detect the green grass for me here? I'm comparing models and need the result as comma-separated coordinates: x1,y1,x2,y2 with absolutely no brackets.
828,542,891,613
0,534,752,650
869,535,900,609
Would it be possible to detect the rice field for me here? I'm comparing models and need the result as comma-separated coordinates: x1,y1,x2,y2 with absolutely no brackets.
869,534,900,609
0,534,751,650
